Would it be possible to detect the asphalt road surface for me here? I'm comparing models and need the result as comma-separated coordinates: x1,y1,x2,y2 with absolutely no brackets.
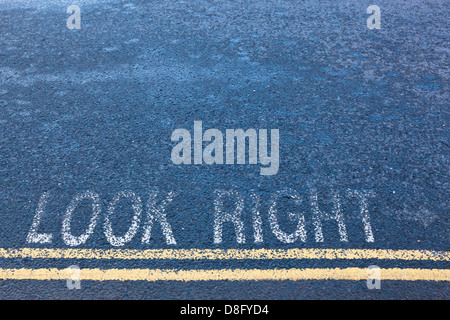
0,0,448,299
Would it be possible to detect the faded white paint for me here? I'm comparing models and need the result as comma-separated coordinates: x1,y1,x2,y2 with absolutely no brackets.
250,192,264,243
347,190,375,242
213,190,245,244
26,188,377,246
62,191,101,247
104,191,142,247
141,191,177,245
27,192,52,244
310,190,348,242
268,189,307,243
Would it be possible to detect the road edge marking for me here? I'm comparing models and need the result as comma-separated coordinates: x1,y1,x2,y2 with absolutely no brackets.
0,267,448,281
0,248,449,261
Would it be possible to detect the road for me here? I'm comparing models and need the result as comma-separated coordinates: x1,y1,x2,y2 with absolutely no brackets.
0,0,448,299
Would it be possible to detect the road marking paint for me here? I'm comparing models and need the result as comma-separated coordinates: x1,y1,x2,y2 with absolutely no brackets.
268,189,307,243
26,192,52,244
141,191,177,245
347,190,376,242
0,248,449,261
62,191,101,247
214,190,246,244
104,191,143,247
27,189,378,244
0,267,448,281
311,189,348,242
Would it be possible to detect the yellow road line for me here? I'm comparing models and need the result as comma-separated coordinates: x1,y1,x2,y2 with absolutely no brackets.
0,248,449,261
0,267,448,281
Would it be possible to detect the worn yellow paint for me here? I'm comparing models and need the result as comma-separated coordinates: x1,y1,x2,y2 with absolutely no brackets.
0,248,448,261
0,267,448,281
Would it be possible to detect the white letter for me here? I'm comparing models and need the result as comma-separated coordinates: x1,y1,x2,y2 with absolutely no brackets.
367,5,381,30
259,129,279,175
194,121,203,164
141,190,177,245
27,192,52,244
213,190,245,244
62,191,101,247
66,5,81,30
268,189,306,243
250,192,263,243
66,265,81,289
367,265,381,289
104,191,142,247
225,129,258,165
171,129,191,164
310,189,348,242
203,129,224,164
347,190,376,242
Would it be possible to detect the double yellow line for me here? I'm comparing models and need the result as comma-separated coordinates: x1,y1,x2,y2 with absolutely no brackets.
0,248,449,282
